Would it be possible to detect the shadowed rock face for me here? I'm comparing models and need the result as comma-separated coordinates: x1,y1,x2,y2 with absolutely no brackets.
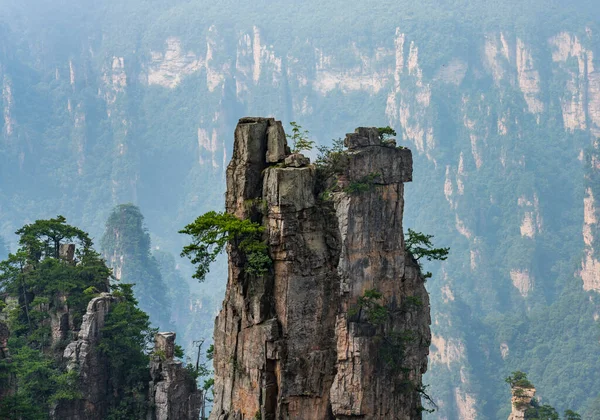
147,332,202,420
52,294,116,420
210,118,431,420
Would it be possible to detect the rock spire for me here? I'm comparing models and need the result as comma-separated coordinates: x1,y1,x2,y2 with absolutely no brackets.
209,117,431,420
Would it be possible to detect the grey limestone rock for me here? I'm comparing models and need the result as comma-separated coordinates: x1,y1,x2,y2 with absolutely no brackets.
52,294,116,420
209,120,431,420
147,332,201,420
344,126,381,149
59,243,76,262
283,152,310,167
266,121,287,163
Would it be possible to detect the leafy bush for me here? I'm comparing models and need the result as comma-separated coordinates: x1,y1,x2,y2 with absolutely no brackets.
505,371,535,389
287,122,315,153
180,211,271,281
405,228,449,279
344,172,381,195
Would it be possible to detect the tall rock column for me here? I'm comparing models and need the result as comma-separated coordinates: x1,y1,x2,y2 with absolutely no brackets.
210,118,431,420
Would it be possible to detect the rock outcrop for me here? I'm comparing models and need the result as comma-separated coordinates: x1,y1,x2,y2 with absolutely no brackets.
52,293,116,420
210,118,431,420
147,332,202,420
507,386,536,420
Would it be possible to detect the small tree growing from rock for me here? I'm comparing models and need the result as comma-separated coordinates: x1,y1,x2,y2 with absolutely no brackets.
287,122,315,153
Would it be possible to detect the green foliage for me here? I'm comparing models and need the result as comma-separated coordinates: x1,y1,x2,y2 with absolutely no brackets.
344,172,381,195
377,126,397,141
180,211,271,281
0,339,81,419
525,399,560,420
505,371,535,389
316,137,347,175
404,228,449,280
0,216,162,419
563,410,582,420
15,215,92,262
0,217,110,345
99,283,157,418
174,343,185,359
287,121,315,153
351,289,388,325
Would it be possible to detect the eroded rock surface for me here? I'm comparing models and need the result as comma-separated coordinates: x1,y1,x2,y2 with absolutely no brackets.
52,293,116,420
507,386,536,420
147,332,201,420
210,118,431,420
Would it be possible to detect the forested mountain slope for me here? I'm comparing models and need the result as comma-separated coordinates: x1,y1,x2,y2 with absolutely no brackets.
1,1,600,418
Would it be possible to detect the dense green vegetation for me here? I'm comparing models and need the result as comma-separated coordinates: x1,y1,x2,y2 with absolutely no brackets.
99,284,156,419
0,216,157,419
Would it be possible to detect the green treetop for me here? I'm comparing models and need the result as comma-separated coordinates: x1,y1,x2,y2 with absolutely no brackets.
287,122,315,154
180,211,271,282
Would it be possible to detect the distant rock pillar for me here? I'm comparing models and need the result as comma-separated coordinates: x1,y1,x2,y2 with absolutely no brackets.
508,386,536,420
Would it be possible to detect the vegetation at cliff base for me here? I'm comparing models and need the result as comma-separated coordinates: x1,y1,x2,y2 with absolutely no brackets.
180,211,271,281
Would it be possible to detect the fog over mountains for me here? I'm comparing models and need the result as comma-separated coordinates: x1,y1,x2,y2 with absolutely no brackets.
1,1,600,418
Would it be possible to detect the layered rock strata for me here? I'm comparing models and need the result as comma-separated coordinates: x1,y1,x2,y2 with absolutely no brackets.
147,332,202,420
210,117,431,420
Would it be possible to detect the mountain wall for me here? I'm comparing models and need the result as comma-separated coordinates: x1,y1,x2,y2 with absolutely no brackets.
1,1,600,418
209,118,430,419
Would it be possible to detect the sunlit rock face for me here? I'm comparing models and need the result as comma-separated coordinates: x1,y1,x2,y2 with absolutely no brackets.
209,118,431,420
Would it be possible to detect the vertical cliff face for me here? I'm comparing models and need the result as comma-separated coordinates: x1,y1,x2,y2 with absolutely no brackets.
53,294,116,420
210,118,431,420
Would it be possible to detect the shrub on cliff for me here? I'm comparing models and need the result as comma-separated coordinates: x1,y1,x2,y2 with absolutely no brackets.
287,121,315,153
180,211,271,281
405,228,449,279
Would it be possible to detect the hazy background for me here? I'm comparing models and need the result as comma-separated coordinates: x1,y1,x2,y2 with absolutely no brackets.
1,1,600,418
